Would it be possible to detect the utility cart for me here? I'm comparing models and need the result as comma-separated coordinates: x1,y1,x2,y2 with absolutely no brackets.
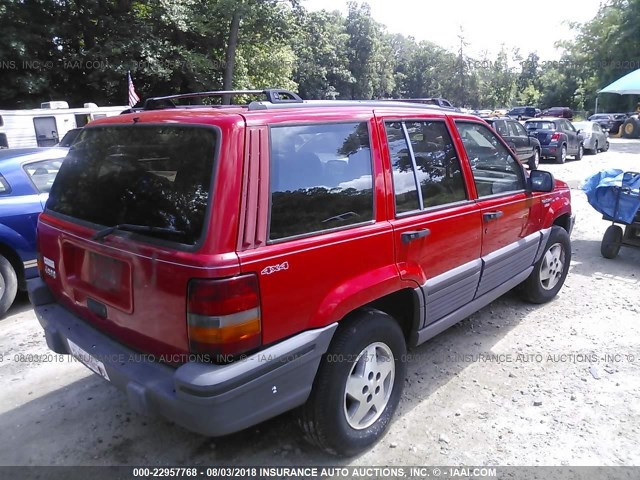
599,171,640,259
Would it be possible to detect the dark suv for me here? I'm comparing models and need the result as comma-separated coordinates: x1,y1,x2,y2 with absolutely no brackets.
524,117,584,163
542,107,573,119
29,89,574,456
506,106,539,120
484,117,541,169
588,113,627,135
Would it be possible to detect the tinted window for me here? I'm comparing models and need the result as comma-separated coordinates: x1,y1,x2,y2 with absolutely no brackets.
385,122,420,213
0,133,7,148
493,120,509,137
269,122,373,240
386,120,466,213
507,121,527,137
24,158,64,193
456,122,524,197
47,125,216,246
526,121,556,131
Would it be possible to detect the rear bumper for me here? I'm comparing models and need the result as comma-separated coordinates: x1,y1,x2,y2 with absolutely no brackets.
28,277,337,437
541,145,557,158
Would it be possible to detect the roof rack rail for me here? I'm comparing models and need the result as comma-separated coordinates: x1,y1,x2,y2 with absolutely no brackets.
142,88,303,110
246,99,449,111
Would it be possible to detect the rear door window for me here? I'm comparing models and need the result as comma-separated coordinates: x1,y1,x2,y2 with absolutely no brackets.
46,125,217,246
386,120,467,213
269,122,373,240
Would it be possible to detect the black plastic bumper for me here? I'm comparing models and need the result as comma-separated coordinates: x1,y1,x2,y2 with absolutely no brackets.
28,277,337,437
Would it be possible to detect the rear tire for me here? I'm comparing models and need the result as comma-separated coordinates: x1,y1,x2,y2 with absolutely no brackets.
602,140,610,152
528,149,540,170
601,225,622,259
0,255,18,317
298,309,406,456
520,226,571,304
555,144,567,164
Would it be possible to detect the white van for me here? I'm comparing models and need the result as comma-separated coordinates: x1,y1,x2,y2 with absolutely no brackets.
0,102,128,148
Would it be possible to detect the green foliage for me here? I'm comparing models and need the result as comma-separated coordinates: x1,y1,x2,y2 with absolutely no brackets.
0,0,638,114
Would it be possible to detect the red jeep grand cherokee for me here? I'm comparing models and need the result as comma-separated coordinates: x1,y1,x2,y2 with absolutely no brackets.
29,89,574,456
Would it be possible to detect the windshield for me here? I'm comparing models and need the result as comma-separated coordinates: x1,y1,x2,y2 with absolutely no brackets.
46,125,217,246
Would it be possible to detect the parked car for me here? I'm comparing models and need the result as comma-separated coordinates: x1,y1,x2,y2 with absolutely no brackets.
57,127,83,147
524,117,584,163
29,89,574,456
506,106,539,120
0,147,67,315
572,121,609,154
484,116,542,169
397,97,460,111
542,107,573,119
587,113,627,135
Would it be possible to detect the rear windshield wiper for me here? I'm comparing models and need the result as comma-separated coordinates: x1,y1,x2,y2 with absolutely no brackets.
92,223,185,241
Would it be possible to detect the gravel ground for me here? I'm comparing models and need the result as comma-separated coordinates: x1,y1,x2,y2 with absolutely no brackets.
0,138,639,467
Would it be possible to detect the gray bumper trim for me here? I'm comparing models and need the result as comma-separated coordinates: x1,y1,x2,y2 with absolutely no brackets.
27,277,337,437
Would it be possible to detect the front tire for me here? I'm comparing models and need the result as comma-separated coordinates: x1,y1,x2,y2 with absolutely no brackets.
520,226,571,304
0,255,18,317
574,143,584,160
602,140,609,152
298,309,407,456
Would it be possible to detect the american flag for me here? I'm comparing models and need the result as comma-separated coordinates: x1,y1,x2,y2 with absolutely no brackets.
128,71,140,107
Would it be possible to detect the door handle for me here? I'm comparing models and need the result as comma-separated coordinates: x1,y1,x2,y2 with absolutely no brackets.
483,211,504,222
401,229,431,243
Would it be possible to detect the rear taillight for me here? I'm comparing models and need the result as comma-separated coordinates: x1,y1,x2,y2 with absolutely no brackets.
187,274,261,361
551,133,562,141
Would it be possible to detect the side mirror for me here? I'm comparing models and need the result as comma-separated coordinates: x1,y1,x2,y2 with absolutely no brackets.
576,129,582,135
528,170,555,192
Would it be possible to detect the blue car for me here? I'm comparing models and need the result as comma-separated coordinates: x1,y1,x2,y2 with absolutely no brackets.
0,148,67,315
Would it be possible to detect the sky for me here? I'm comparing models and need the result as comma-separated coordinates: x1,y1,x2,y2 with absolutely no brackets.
303,0,603,61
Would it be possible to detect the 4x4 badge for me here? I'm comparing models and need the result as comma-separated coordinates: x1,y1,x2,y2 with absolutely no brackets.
261,261,289,276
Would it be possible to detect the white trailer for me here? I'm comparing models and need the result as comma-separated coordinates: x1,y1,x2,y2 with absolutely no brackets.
0,101,128,149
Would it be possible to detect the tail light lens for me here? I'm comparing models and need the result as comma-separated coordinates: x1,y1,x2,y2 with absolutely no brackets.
551,132,562,142
188,274,261,362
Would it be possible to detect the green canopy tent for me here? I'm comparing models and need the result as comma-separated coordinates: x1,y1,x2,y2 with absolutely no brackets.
596,69,640,138
596,68,640,113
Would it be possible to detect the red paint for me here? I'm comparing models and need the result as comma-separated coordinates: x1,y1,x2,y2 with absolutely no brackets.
37,104,572,359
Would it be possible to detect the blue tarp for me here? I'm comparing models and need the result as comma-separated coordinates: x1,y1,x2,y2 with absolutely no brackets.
581,169,640,224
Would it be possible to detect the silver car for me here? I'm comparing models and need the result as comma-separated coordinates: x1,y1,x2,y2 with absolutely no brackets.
573,121,609,154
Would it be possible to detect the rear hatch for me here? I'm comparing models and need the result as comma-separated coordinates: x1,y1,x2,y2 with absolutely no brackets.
38,123,238,358
525,121,557,145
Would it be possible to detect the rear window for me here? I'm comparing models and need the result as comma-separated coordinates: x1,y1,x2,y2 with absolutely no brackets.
0,174,10,194
526,121,556,130
24,158,64,193
46,125,217,246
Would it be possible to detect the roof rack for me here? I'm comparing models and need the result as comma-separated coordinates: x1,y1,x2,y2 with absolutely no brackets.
246,99,448,111
142,88,303,110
